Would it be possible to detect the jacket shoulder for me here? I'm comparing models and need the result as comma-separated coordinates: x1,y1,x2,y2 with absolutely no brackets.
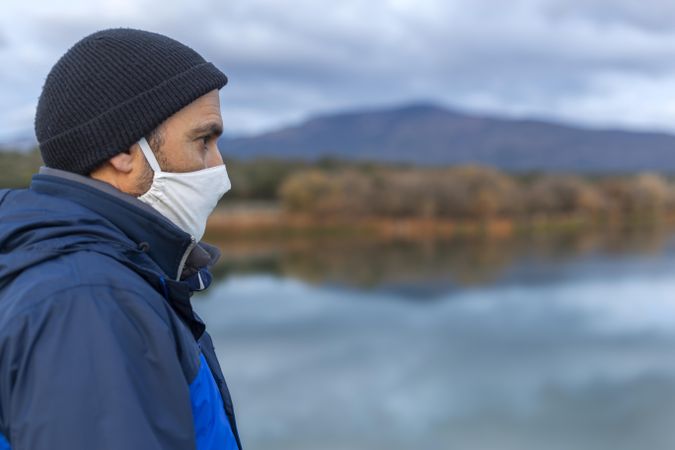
0,248,202,379
1,250,166,335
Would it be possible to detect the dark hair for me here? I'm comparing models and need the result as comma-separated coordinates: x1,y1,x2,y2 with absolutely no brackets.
145,124,165,155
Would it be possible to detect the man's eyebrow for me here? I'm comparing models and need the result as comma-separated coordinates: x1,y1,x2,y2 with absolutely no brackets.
189,122,224,138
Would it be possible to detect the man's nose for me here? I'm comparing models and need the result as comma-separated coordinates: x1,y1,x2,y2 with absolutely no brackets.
206,143,224,168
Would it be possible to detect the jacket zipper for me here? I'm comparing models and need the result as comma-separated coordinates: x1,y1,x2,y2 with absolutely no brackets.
175,235,197,281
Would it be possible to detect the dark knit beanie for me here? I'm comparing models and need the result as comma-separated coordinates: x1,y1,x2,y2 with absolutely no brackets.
34,27,228,175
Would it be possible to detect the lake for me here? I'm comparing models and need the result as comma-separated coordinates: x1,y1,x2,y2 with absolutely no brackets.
194,227,675,450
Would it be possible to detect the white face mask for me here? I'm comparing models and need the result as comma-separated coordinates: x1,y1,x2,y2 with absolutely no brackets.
136,136,231,242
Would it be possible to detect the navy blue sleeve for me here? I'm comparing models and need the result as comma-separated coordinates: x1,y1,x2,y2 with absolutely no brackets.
1,284,197,450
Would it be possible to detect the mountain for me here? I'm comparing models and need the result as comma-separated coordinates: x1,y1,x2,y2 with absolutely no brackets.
219,102,675,173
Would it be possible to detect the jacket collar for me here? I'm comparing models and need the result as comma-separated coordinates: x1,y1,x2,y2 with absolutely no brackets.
30,166,219,281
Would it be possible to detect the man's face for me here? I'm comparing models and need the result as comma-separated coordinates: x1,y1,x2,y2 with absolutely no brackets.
132,89,225,195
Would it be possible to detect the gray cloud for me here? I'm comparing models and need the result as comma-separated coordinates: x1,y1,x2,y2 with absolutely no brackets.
543,0,675,33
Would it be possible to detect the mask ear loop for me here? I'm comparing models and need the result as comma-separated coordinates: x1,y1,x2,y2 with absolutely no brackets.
137,136,162,174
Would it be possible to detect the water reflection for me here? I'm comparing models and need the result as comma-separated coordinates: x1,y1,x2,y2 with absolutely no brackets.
195,227,675,449
206,225,673,298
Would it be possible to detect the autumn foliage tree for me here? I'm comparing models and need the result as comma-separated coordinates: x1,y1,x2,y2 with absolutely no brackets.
279,165,675,222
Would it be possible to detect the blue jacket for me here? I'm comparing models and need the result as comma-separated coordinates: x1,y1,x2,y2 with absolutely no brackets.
0,167,242,450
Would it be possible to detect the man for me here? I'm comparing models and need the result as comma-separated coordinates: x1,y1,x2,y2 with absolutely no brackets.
0,28,242,450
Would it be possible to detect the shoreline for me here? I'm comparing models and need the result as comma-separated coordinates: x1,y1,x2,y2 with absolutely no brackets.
205,203,675,241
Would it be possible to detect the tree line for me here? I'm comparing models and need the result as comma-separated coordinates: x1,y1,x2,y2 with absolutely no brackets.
2,149,675,220
278,165,675,220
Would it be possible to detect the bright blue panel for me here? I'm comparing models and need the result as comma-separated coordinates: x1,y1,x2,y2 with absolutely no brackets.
190,353,239,450
0,432,10,450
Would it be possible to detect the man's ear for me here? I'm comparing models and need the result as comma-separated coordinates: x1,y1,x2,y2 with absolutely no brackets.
90,145,149,194
108,148,136,173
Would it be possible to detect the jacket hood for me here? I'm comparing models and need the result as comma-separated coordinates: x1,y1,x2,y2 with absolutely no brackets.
0,170,220,295
0,187,144,291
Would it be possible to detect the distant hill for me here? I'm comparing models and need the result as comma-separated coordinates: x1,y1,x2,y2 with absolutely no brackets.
0,133,37,153
219,103,675,173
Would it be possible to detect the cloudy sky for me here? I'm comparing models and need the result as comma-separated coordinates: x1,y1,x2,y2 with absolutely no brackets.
1,0,675,143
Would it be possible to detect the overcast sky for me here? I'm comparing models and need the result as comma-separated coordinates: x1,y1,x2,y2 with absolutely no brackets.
1,0,675,143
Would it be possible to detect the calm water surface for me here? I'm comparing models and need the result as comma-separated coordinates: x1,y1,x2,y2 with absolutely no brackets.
194,229,675,450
